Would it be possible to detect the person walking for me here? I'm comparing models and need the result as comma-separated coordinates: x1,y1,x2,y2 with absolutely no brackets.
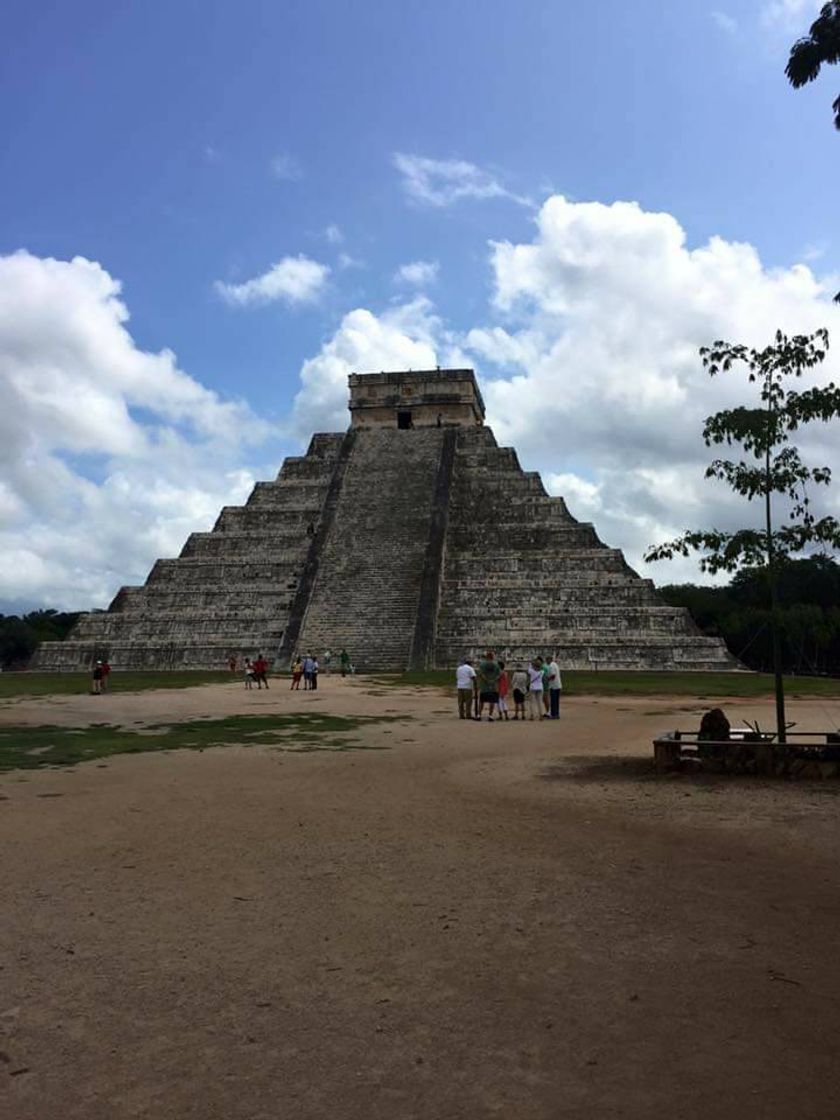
547,655,563,719
340,648,350,677
310,657,319,690
324,649,332,675
456,658,477,719
527,659,544,721
510,665,528,720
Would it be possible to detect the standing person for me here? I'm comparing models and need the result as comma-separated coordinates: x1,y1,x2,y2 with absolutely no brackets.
324,649,332,675
540,657,551,716
252,653,269,689
339,648,350,677
497,660,510,721
101,658,112,693
456,658,477,720
310,657,319,690
511,665,528,720
527,659,544,721
547,655,563,719
291,657,303,690
244,658,255,690
477,648,501,721
91,660,104,695
227,655,237,673
302,654,313,689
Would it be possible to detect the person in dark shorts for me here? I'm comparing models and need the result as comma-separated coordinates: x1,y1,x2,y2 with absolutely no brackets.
91,660,104,695
476,648,501,721
510,665,528,719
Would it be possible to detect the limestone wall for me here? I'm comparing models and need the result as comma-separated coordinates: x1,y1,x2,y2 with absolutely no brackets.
434,428,736,671
294,427,448,671
32,433,344,670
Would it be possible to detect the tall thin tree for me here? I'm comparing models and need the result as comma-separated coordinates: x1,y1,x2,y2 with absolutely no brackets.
646,330,840,741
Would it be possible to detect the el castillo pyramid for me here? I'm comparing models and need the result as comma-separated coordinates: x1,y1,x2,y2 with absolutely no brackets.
34,369,735,672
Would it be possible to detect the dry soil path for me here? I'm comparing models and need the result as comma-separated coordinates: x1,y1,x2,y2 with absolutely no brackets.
3,677,840,1119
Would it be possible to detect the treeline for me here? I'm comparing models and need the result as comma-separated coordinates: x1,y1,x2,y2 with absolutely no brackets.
660,556,840,675
0,610,80,670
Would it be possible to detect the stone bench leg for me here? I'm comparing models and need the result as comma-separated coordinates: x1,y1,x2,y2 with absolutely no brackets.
654,741,681,774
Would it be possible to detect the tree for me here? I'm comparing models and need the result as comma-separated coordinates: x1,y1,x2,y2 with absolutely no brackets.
786,1,840,130
645,329,840,741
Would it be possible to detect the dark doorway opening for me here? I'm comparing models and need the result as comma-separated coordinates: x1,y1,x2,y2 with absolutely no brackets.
397,411,413,430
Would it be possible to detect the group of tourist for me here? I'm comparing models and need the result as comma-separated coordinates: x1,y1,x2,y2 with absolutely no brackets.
288,647,352,687
290,654,320,690
243,654,270,690
456,649,562,721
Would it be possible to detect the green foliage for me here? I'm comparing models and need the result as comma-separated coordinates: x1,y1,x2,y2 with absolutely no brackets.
660,557,840,674
645,330,840,574
0,670,234,698
0,609,80,670
786,1,840,130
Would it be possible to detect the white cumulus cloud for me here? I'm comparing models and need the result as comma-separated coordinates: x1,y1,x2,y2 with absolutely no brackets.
215,255,330,308
394,259,439,287
292,194,840,585
291,297,448,438
473,195,840,581
0,250,277,611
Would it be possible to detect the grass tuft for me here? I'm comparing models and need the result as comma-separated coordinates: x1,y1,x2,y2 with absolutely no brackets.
0,713,406,772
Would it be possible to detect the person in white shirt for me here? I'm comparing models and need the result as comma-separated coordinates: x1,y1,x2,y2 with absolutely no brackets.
546,657,562,719
527,660,544,721
456,659,477,720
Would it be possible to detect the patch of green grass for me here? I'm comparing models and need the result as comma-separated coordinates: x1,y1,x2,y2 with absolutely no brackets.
371,669,840,698
0,713,406,772
0,670,237,700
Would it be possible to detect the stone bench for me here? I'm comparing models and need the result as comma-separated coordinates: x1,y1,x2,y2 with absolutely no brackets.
653,730,840,777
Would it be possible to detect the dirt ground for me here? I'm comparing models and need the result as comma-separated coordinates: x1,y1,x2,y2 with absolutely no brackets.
3,676,840,1120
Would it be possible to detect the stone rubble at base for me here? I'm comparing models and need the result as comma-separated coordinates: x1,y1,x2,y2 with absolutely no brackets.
33,369,736,673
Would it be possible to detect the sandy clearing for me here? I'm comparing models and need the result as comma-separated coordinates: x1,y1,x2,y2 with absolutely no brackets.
2,676,840,1119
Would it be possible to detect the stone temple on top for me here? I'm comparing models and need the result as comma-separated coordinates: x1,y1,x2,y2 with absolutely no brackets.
34,369,735,672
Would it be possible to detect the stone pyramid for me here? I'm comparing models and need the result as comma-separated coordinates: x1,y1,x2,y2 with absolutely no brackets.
34,369,736,672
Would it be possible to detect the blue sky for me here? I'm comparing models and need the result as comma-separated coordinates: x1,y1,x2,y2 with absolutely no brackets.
2,0,840,609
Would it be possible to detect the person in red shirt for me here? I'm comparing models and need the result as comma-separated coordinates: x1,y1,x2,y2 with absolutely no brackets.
101,659,112,692
497,660,510,721
252,654,269,689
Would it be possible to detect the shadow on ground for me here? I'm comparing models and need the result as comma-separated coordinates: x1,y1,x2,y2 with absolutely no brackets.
539,754,840,794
